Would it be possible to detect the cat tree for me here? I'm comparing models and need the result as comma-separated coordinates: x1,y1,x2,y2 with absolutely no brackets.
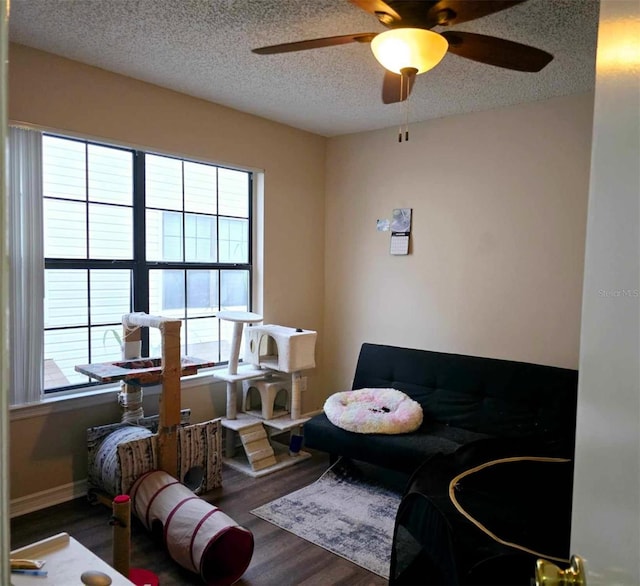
76,313,254,584
76,312,220,496
214,311,317,477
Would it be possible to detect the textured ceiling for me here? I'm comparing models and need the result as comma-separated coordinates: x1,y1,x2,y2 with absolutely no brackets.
9,0,600,137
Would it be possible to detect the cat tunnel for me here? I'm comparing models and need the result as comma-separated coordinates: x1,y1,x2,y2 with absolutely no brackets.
131,470,254,586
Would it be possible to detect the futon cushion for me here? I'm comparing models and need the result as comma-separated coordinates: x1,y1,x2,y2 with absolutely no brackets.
304,413,494,473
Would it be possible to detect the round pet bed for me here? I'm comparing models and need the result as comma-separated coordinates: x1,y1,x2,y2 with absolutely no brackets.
324,388,423,434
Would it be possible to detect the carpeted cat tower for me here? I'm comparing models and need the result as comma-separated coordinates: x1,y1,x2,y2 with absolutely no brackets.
78,313,254,585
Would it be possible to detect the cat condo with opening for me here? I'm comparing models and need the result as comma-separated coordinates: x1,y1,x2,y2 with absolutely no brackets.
214,311,317,477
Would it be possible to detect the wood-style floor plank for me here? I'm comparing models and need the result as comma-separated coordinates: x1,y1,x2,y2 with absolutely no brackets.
11,449,387,585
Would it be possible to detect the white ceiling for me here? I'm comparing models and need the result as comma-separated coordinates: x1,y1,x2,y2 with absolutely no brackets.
9,0,600,137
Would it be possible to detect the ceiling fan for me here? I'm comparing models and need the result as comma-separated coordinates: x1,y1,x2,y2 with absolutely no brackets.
252,0,553,104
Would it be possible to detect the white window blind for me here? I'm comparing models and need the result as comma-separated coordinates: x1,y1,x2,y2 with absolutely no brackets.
9,126,44,406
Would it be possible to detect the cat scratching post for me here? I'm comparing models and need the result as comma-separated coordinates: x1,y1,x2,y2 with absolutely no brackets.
214,311,264,458
159,319,181,477
112,494,160,586
124,313,181,477
112,495,131,578
217,310,264,419
119,318,144,423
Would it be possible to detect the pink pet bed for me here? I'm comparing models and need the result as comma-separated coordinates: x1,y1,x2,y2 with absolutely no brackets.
324,388,423,434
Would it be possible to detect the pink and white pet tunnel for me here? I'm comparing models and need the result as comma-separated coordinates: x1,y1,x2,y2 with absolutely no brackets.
131,470,254,585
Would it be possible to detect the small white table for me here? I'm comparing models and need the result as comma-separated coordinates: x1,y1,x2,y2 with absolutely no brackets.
11,532,135,585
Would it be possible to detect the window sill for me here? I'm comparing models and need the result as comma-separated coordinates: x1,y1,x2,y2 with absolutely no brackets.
9,368,221,422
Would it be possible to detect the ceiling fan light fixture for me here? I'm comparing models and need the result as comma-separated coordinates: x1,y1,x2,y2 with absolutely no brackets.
370,28,449,75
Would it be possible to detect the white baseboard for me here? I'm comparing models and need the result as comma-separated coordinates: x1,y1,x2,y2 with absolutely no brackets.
10,479,87,518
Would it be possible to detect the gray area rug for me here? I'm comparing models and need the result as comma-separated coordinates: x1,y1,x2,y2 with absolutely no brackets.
251,459,405,578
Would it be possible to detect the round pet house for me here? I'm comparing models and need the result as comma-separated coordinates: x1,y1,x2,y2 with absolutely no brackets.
91,426,154,498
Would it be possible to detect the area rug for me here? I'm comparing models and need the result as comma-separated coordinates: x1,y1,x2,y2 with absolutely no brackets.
250,459,405,578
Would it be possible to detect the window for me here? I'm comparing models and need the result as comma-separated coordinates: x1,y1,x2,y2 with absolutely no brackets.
42,134,252,393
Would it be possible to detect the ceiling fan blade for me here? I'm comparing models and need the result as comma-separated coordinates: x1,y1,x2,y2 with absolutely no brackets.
349,0,402,25
428,0,526,26
441,31,553,72
382,70,416,104
252,33,377,55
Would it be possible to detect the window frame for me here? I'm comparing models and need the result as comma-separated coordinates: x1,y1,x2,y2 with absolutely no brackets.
42,133,254,395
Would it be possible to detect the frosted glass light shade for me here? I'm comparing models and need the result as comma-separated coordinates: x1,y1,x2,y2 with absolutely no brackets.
370,28,449,75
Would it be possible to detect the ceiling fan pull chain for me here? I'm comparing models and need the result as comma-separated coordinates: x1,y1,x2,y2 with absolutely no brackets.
398,74,404,142
398,73,405,142
405,97,410,142
401,70,409,142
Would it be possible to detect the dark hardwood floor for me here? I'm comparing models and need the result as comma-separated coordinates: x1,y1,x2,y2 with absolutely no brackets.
11,449,386,586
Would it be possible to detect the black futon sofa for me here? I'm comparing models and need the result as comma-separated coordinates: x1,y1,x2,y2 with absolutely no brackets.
303,343,579,585
304,342,578,472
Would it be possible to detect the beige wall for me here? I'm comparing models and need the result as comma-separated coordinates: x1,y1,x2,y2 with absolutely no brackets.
324,93,594,393
8,42,595,503
9,43,326,333
8,43,326,500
